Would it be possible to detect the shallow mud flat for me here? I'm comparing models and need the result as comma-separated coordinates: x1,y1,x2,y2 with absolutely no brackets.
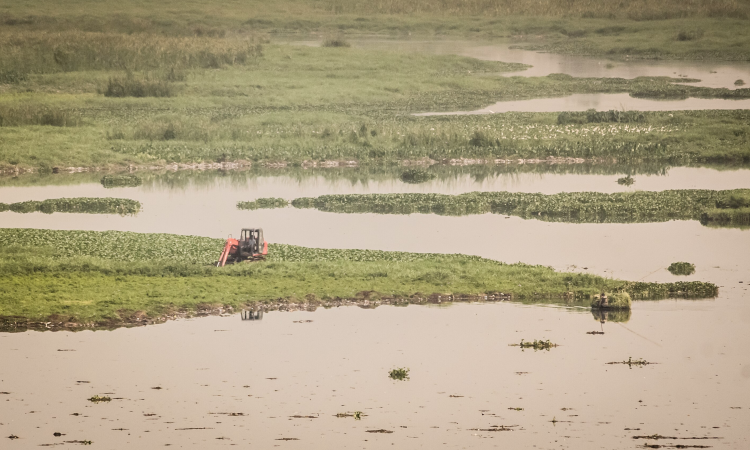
1,289,749,448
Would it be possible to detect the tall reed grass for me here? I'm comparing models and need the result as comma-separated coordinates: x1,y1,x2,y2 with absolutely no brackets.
0,30,263,76
323,0,749,20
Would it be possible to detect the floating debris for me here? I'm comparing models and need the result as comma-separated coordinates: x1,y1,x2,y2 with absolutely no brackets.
639,444,712,449
53,432,65,436
275,438,299,441
632,434,720,440
449,395,464,398
174,427,213,431
366,429,394,434
293,320,313,323
87,395,111,403
64,440,92,445
8,435,19,440
510,339,557,351
151,387,162,390
607,357,656,367
508,407,524,411
468,425,517,432
289,415,318,419
334,411,365,419
389,367,410,381
210,412,245,416
587,331,605,335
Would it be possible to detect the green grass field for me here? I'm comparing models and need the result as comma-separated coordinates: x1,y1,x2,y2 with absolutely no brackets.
0,229,718,327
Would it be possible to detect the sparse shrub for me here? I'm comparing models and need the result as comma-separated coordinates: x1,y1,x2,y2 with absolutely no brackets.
400,169,436,184
104,75,173,98
0,105,81,127
735,79,746,86
322,38,351,48
668,262,696,276
557,109,645,125
0,70,28,84
677,30,704,41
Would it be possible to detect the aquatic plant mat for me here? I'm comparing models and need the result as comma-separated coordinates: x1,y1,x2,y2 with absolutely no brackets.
268,189,750,226
0,229,717,330
0,197,140,215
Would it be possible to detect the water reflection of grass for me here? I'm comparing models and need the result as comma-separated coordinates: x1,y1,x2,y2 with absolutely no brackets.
0,228,717,328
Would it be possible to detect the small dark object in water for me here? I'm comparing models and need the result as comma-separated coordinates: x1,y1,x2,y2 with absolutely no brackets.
8,435,20,439
735,79,745,86
449,395,463,398
366,429,394,433
151,386,162,390
276,438,300,441
293,320,313,323
53,432,65,436
290,415,318,419
587,331,605,335
88,395,111,403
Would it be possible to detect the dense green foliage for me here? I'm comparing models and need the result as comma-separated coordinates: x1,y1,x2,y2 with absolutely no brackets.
100,174,142,188
0,197,140,215
0,228,717,325
290,189,750,224
667,262,696,276
237,198,289,210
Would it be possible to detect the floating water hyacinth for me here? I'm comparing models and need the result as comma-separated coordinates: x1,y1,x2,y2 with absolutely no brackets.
101,175,142,188
0,198,140,215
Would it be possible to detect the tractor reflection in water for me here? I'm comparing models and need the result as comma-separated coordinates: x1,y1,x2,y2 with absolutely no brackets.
241,310,264,321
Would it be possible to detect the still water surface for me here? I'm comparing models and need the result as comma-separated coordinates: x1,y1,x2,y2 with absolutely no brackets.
1,168,750,447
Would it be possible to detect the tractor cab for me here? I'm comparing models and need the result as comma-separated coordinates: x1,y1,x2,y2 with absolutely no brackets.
239,228,264,257
217,228,268,267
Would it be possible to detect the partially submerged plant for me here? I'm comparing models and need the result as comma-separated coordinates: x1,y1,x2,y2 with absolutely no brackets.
668,262,695,276
237,198,289,210
617,176,635,186
607,357,655,367
388,367,410,381
512,339,557,351
88,395,111,403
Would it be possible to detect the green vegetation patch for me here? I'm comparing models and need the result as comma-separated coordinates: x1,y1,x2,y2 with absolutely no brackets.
667,262,696,276
0,197,140,215
237,198,289,210
388,368,410,381
289,189,750,224
0,228,717,326
100,174,142,188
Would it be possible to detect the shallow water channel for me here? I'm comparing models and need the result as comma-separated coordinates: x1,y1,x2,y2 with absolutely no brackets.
292,37,750,114
2,167,750,447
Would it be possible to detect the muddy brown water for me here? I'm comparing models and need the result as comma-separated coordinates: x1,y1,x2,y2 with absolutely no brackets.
1,171,750,447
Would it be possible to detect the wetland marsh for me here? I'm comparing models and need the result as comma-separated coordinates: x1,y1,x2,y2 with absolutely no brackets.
2,1,750,447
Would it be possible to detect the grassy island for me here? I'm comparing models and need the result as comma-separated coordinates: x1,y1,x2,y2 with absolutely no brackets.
0,228,717,329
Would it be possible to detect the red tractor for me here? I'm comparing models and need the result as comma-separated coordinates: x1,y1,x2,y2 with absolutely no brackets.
217,228,268,267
